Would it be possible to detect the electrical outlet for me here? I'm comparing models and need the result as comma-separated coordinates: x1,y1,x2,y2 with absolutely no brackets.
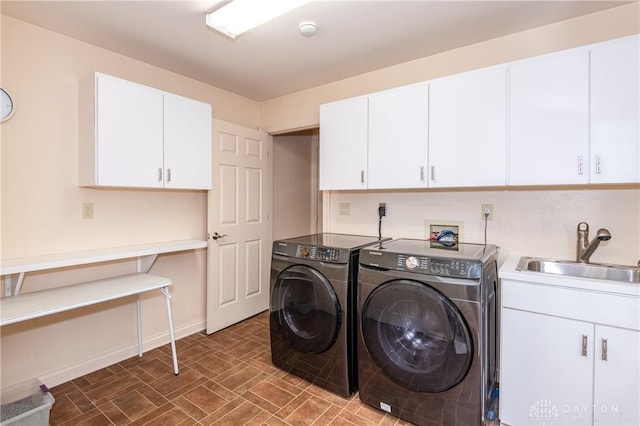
378,203,386,217
339,202,351,216
82,202,94,219
481,204,494,221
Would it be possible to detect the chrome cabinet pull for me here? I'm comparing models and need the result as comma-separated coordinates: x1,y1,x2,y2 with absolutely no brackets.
158,167,163,182
420,166,425,181
430,165,435,181
595,154,602,175
167,168,172,182
582,334,588,357
577,155,584,175
360,170,365,184
601,338,608,361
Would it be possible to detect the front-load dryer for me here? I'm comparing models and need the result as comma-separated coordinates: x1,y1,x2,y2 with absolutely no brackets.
270,233,389,396
357,238,498,425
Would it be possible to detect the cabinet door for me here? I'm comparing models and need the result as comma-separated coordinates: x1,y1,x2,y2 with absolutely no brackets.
368,83,429,189
429,64,507,187
500,308,594,426
509,48,590,185
593,326,640,425
163,93,212,190
96,74,164,187
319,97,368,190
590,35,640,184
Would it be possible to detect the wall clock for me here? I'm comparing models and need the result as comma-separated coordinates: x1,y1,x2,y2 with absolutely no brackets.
1,88,15,122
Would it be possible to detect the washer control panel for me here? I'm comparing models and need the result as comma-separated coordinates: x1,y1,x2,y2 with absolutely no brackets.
395,254,481,278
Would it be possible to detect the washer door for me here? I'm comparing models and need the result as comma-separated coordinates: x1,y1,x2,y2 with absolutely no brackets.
271,265,341,354
361,279,473,393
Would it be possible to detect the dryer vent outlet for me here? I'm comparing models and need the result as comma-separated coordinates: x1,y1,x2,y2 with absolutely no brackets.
429,224,460,250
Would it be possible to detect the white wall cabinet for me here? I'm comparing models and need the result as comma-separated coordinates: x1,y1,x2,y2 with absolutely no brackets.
509,47,590,185
500,279,640,426
368,83,429,189
319,97,368,190
590,35,640,184
319,35,638,191
80,72,212,189
428,64,507,187
163,92,212,189
320,84,429,190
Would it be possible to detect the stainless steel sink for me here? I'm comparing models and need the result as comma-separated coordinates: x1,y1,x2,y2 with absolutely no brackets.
516,257,640,283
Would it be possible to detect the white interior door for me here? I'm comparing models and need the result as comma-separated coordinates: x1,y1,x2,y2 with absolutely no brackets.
206,119,272,334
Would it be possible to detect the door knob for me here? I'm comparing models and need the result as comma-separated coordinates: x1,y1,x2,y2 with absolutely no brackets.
211,232,228,240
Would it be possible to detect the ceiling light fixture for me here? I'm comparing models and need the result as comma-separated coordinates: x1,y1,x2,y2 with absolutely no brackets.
206,0,311,39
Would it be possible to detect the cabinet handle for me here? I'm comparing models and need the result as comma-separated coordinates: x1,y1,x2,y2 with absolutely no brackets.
595,154,602,175
360,170,365,184
582,334,588,357
430,165,435,181
158,167,163,182
167,168,172,182
577,155,584,175
420,166,425,181
601,338,608,361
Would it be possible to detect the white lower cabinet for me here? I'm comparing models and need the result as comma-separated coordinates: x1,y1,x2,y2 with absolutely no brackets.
593,325,640,425
501,309,593,425
500,281,640,426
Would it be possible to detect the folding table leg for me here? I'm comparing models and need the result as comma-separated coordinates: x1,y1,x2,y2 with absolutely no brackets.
161,286,179,375
136,294,143,357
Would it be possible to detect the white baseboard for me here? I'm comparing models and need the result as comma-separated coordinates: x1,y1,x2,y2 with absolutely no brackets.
40,320,206,388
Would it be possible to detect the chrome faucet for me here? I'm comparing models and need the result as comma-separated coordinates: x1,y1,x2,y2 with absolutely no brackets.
576,222,611,263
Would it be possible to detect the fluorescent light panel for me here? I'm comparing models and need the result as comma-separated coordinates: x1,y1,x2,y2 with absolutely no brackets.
206,0,311,39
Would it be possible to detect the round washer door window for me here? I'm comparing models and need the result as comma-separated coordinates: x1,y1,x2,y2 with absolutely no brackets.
361,279,473,393
271,265,341,354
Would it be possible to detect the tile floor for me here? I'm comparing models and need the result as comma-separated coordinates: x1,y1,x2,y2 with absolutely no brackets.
49,311,417,425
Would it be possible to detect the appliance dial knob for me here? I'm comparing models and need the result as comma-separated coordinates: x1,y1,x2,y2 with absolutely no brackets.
405,256,419,270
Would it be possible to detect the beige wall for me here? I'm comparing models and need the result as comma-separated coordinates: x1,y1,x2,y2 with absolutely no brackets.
272,130,316,240
0,16,259,387
323,188,640,266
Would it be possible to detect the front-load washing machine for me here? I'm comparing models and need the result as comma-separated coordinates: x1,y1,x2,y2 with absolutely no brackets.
357,238,498,425
270,233,389,396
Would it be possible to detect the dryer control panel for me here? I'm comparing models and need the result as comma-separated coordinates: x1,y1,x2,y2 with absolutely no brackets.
272,241,350,264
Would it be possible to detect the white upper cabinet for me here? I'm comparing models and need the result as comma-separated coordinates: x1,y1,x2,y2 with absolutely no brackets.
80,72,212,189
590,35,640,184
319,97,368,190
429,64,507,187
163,92,212,190
83,73,165,188
509,47,590,185
319,35,637,191
368,83,429,189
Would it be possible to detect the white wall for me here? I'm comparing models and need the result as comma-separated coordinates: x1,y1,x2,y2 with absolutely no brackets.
323,188,640,266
